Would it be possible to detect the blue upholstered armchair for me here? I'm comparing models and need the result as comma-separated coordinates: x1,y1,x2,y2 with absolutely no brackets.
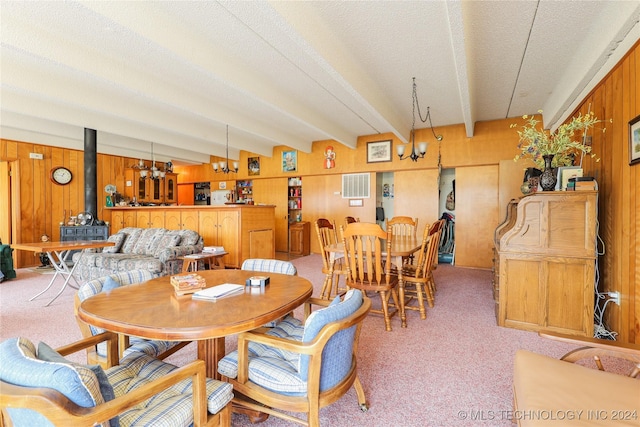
217,289,371,427
0,332,233,427
74,270,189,367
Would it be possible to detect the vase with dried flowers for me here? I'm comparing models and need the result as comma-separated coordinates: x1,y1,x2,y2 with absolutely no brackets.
511,110,606,191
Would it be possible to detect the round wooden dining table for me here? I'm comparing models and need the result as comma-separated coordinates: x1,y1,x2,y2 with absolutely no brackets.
78,269,313,379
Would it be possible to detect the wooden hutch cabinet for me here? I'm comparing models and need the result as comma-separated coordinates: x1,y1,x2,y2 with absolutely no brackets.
124,169,178,204
493,191,597,337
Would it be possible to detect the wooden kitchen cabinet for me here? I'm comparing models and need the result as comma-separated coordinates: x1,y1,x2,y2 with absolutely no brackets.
136,210,164,228
494,191,597,337
165,210,199,231
110,209,136,233
289,221,310,256
199,210,239,267
164,173,178,204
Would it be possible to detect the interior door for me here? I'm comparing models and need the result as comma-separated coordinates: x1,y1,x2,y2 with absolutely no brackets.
455,165,499,268
0,162,11,244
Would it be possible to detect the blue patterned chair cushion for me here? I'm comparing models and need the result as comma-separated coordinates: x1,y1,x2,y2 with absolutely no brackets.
102,233,127,254
37,342,119,427
108,353,233,427
0,337,108,427
77,270,179,358
0,339,233,427
217,290,363,396
241,259,297,276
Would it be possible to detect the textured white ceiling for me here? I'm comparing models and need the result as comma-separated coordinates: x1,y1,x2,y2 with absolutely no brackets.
1,1,639,164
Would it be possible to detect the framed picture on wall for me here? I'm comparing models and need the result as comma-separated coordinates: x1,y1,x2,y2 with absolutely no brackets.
367,140,392,163
629,114,640,166
248,157,260,176
282,150,297,172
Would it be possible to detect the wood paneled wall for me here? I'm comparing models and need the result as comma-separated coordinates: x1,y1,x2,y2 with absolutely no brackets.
564,41,639,344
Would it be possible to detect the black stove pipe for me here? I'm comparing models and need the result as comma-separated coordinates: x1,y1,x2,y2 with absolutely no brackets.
84,128,98,221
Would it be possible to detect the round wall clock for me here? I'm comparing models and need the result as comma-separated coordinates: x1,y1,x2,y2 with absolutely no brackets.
50,167,72,185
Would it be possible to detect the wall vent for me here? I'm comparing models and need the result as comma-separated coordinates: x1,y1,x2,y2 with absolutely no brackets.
342,173,370,198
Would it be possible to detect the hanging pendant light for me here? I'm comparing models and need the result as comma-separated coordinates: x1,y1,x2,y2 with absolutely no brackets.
397,77,443,162
212,125,239,174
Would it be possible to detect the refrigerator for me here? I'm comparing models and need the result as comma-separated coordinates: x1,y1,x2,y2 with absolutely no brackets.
210,190,234,205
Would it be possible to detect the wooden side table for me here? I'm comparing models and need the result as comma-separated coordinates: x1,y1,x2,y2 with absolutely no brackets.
179,252,228,272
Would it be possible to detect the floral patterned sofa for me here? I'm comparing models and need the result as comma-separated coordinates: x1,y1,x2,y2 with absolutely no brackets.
72,227,203,281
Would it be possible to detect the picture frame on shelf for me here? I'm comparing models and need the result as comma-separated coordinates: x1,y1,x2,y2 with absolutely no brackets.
282,150,298,172
629,114,640,166
367,140,392,163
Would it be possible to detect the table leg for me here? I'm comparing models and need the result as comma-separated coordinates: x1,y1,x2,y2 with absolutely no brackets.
197,337,227,380
30,250,79,306
395,255,407,328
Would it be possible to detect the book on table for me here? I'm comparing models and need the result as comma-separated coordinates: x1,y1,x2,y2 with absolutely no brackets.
192,283,244,301
171,273,206,295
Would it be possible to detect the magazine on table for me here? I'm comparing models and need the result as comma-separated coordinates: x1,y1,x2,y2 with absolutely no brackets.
192,283,244,301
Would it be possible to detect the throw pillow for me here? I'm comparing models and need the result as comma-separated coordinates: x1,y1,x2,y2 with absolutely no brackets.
0,337,108,427
133,228,162,255
153,234,182,257
102,233,126,254
37,343,119,427
102,276,121,292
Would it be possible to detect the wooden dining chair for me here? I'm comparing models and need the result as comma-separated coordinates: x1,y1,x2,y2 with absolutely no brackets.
315,218,347,299
344,216,359,227
399,222,435,319
425,218,446,295
387,216,419,238
341,222,400,331
387,216,419,265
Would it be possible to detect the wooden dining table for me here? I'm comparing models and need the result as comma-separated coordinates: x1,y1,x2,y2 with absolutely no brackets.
324,235,421,328
77,269,313,379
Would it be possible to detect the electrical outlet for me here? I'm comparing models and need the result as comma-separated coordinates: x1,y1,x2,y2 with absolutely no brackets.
607,291,620,305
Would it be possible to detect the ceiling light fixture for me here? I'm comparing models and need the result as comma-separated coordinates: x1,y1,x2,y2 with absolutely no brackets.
397,77,443,162
212,125,239,174
139,143,165,180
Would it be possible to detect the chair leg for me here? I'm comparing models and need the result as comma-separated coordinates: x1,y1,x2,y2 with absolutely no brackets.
426,273,436,307
308,403,321,427
353,375,369,412
379,290,393,332
320,272,333,299
415,283,427,319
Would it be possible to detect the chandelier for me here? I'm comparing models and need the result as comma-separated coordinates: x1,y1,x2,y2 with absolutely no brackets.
397,77,443,162
139,143,165,180
212,125,239,174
